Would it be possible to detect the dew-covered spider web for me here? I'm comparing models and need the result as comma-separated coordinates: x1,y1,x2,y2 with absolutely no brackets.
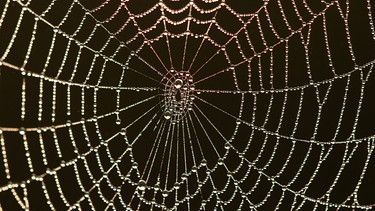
0,0,375,210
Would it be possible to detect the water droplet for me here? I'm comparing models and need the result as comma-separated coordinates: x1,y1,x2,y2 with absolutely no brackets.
120,128,126,135
162,190,169,197
116,118,121,125
19,127,25,135
127,144,132,151
138,180,147,191
181,173,188,180
201,159,207,166
174,183,180,189
236,119,241,124
224,142,231,150
191,166,198,172
132,162,138,169
174,79,183,89
164,111,172,120
218,158,224,165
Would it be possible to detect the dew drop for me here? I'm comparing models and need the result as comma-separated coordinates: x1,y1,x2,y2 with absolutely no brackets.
218,158,224,165
174,183,180,189
116,119,121,125
120,128,126,135
127,144,132,151
224,142,231,150
138,180,147,191
132,162,138,169
181,173,188,180
164,111,172,120
154,183,160,191
162,190,169,197
19,127,26,135
174,79,183,89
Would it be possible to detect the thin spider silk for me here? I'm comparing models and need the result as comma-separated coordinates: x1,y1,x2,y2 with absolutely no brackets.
0,0,374,210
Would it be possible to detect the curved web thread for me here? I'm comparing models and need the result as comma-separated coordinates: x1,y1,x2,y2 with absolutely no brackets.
0,0,374,210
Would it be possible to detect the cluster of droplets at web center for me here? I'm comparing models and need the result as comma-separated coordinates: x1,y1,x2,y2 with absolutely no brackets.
161,69,195,123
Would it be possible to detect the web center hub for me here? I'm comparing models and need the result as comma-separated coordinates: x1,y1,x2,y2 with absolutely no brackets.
160,71,195,122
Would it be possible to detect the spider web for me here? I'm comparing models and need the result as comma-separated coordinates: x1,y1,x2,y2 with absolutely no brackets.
0,0,375,210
